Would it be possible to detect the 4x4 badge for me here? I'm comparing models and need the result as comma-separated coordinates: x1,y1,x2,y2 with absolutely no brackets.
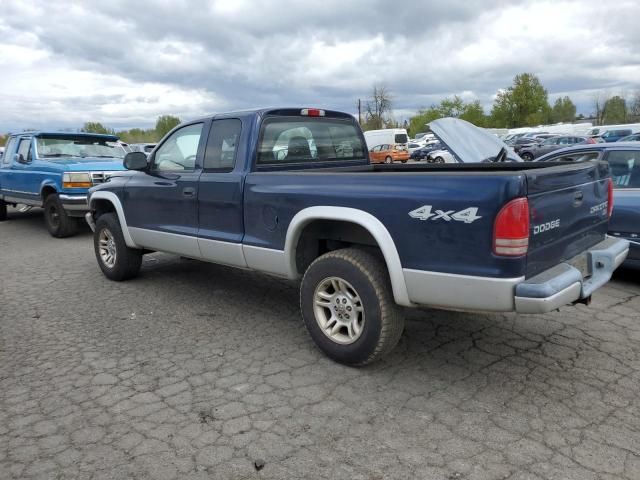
409,205,482,223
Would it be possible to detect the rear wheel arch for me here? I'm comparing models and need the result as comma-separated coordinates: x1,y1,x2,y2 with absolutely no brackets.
284,207,413,307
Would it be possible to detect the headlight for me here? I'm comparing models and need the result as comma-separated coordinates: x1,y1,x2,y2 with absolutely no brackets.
63,172,92,188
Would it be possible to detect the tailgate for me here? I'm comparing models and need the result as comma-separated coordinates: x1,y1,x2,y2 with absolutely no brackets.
526,161,610,277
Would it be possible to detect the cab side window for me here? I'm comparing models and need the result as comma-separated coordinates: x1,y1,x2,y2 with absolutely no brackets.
153,123,203,172
203,119,242,171
17,138,32,162
2,137,16,165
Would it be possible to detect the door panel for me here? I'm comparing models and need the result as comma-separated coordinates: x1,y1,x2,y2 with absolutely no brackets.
123,123,205,256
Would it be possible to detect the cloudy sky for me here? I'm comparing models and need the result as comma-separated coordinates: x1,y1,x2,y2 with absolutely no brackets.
1,0,639,132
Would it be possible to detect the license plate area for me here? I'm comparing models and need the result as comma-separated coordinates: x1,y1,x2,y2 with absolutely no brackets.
568,252,591,279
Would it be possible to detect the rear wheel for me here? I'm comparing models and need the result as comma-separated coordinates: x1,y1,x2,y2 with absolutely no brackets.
44,194,78,237
521,152,534,161
0,200,7,221
384,156,392,164
94,213,142,281
300,248,404,366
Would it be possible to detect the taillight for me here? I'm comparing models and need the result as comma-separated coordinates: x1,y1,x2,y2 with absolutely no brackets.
607,178,614,217
493,197,530,256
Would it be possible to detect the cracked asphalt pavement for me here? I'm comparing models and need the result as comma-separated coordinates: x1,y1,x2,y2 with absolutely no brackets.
2,207,640,480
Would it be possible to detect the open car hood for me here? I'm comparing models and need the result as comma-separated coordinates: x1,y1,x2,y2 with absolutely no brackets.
429,118,522,163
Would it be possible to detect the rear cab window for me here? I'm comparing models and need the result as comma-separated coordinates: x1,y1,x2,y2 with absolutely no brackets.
549,151,601,163
256,115,366,167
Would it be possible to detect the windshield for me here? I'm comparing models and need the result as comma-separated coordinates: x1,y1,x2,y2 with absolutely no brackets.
257,117,366,165
36,136,126,159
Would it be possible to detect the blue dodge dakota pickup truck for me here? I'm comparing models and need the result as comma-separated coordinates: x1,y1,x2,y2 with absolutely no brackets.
0,132,126,237
85,109,629,365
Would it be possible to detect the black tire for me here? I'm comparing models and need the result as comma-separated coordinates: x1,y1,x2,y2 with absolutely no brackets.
300,248,404,366
44,194,78,237
384,156,392,164
435,156,444,163
0,200,7,221
521,152,534,161
94,213,142,281
401,160,407,164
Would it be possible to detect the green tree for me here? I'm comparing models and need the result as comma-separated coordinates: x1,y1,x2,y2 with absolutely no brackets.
407,96,487,136
155,115,181,139
408,107,442,137
490,73,551,128
460,100,486,127
551,96,577,123
602,96,628,124
82,122,114,135
489,89,515,128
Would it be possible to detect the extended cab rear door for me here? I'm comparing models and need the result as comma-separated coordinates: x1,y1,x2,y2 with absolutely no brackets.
196,117,247,267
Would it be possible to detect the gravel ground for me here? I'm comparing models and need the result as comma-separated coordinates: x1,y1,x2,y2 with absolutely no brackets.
1,207,640,480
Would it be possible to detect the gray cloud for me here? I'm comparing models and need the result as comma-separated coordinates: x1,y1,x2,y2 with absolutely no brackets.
1,0,639,131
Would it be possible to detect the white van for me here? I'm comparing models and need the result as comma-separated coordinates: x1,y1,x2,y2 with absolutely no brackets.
586,124,640,137
363,128,409,151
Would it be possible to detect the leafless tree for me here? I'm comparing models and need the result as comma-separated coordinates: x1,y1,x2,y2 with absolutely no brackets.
364,85,393,130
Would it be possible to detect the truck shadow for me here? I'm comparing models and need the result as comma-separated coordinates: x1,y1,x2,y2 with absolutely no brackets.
4,207,92,235
133,253,637,385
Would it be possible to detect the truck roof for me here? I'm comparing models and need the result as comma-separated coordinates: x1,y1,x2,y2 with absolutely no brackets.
10,131,119,141
191,107,355,123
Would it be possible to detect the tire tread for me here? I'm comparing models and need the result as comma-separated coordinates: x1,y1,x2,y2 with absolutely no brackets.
301,247,404,366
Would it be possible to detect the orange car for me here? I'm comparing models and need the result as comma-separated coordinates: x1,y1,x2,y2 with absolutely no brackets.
368,144,410,164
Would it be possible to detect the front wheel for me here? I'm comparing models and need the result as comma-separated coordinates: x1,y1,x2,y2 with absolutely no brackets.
44,194,78,237
300,248,404,366
384,156,392,164
94,213,142,281
521,152,534,161
434,156,444,163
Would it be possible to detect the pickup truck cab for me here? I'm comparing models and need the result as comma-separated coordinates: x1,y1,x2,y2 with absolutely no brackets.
86,109,629,365
0,132,127,237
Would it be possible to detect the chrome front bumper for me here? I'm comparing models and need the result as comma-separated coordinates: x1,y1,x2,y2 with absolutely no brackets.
514,237,629,313
58,194,88,212
85,212,96,232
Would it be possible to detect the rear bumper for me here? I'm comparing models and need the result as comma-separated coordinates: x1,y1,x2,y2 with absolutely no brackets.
514,237,629,313
403,237,629,314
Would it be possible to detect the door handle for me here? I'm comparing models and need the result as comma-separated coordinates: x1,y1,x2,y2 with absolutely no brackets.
182,187,196,197
573,190,583,206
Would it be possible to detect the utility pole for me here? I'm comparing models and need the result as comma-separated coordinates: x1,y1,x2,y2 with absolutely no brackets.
357,99,362,125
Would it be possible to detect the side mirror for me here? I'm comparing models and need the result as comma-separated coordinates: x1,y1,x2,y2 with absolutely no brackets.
123,151,148,171
14,153,28,164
